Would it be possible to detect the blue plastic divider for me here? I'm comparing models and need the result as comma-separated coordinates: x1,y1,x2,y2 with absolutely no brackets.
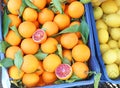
89,3,120,84
0,3,100,88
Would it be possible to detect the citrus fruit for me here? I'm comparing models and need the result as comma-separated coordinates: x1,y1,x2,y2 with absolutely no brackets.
54,14,70,30
5,46,23,60
23,7,38,22
72,62,89,79
69,21,80,26
8,66,24,80
21,38,39,54
5,30,21,46
22,73,39,87
72,44,90,62
37,76,46,87
32,20,40,28
68,1,84,18
18,21,36,38
42,21,59,36
32,29,47,44
60,33,78,49
32,0,47,10
38,8,54,24
35,61,44,75
63,49,72,61
8,14,21,27
55,64,73,80
43,54,61,72
7,0,22,15
41,37,58,54
21,54,39,73
42,71,57,84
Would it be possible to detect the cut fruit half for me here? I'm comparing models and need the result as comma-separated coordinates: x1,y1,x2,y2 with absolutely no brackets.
32,29,47,44
55,64,73,80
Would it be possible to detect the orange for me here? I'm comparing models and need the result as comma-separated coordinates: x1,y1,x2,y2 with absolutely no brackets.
77,39,83,44
60,33,78,49
18,21,36,38
37,76,46,87
64,5,69,16
7,0,22,15
32,20,40,28
42,21,59,36
5,30,21,45
8,66,24,80
68,1,84,18
54,14,70,30
63,49,72,61
67,0,77,3
32,0,47,10
43,54,61,72
20,38,39,54
72,62,89,79
47,0,51,4
8,14,21,27
70,21,80,26
41,37,58,54
5,46,23,60
42,71,57,84
22,73,39,87
72,44,90,62
21,54,39,73
38,8,54,24
23,7,38,22
35,61,44,75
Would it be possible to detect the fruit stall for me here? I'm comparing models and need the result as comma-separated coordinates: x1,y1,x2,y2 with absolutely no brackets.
0,0,120,88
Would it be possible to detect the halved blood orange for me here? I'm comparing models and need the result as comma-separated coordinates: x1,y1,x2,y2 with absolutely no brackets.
55,64,73,80
32,29,47,44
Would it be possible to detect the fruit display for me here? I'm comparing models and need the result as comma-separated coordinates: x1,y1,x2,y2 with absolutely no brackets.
91,0,120,80
0,0,100,88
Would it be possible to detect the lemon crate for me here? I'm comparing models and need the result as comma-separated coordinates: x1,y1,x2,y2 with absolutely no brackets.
89,3,120,84
0,4,100,88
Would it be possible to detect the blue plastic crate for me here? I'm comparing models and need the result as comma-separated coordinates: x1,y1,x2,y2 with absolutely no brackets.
0,4,100,88
89,3,120,84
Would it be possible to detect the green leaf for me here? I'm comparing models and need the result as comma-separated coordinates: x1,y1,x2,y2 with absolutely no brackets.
25,0,40,12
53,24,79,37
19,0,27,17
78,16,89,44
14,50,23,70
65,73,81,83
35,50,48,60
0,58,14,68
54,79,65,84
10,26,22,39
3,8,11,38
80,0,91,4
0,41,10,53
52,0,63,14
57,44,63,59
62,57,71,65
94,73,101,88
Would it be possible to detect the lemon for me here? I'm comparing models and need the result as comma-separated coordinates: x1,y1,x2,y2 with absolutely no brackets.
108,40,118,49
116,9,120,15
114,48,120,65
106,63,119,79
118,39,120,48
110,28,120,41
103,49,117,64
103,14,120,27
93,6,103,20
96,19,108,31
100,44,110,54
92,0,102,7
115,0,120,7
98,29,109,44
101,0,118,14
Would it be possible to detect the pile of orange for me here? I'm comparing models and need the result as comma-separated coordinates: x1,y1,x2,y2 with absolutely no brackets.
4,0,91,87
